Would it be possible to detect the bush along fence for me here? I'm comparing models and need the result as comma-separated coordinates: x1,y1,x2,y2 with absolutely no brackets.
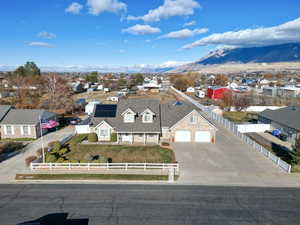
171,87,292,173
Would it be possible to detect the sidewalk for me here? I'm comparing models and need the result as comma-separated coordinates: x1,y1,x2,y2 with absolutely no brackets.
0,126,74,183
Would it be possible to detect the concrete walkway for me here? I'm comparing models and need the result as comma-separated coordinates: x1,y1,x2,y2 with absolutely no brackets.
0,126,74,183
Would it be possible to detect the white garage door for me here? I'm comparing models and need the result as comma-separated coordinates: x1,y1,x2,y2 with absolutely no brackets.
175,131,191,142
195,131,211,143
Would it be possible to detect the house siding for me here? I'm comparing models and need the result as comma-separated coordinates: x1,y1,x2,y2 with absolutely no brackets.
1,125,39,139
168,110,216,142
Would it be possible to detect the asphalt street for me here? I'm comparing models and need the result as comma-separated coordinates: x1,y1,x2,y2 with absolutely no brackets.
1,184,300,225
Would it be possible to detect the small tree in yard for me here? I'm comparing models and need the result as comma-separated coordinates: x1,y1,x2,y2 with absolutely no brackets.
88,133,98,142
52,141,61,153
292,136,300,164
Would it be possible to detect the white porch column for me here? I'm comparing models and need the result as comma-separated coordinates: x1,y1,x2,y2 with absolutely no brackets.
117,133,119,144
144,133,146,145
131,133,133,144
157,134,159,144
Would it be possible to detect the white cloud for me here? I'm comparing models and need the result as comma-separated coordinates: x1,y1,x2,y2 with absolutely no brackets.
123,39,128,43
127,0,200,23
65,2,83,14
183,17,300,49
87,0,127,15
183,20,196,27
122,24,161,35
160,28,208,39
28,42,53,47
145,39,151,43
37,31,56,39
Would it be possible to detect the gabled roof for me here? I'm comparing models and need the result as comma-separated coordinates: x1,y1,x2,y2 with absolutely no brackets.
121,108,136,116
140,108,155,116
260,107,300,131
0,109,56,125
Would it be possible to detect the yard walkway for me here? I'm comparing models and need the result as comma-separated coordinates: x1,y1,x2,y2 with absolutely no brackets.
0,126,74,183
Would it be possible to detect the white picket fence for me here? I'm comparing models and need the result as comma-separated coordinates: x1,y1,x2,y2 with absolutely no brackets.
172,87,292,173
237,124,271,133
31,162,179,173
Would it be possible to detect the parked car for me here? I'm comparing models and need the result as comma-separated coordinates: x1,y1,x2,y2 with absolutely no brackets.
69,118,81,125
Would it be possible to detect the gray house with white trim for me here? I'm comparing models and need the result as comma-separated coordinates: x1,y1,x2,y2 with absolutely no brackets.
0,109,57,139
88,99,217,144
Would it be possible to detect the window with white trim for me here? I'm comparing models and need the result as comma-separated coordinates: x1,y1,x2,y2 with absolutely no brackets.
5,125,13,135
100,129,109,137
143,113,153,123
124,112,135,123
22,125,30,135
190,115,197,124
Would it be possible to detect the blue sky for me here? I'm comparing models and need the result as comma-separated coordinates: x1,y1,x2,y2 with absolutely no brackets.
1,0,300,70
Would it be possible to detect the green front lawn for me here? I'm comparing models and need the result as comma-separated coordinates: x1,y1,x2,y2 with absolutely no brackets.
65,144,176,163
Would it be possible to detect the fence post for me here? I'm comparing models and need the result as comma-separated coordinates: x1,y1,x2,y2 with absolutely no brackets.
168,168,174,183
107,162,109,169
69,163,71,170
88,163,90,171
277,158,281,166
50,163,52,170
288,165,292,173
30,163,33,170
268,151,271,158
125,163,128,170
144,163,146,171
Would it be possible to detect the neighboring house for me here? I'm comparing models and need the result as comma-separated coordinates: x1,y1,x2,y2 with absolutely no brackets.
0,109,57,139
84,99,217,144
85,101,101,115
278,86,300,98
186,87,195,93
262,87,278,97
70,82,84,93
207,86,229,100
258,107,300,144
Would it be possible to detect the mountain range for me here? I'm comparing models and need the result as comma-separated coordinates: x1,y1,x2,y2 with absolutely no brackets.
171,42,300,73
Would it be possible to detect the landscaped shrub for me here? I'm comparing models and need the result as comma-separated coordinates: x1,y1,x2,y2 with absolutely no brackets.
55,158,65,163
88,133,98,143
110,133,117,142
47,141,57,148
52,141,62,153
25,156,37,167
46,153,57,163
58,148,69,156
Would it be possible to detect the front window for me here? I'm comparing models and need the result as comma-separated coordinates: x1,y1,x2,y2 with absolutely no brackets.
22,125,30,135
100,129,109,137
143,113,153,123
124,112,135,123
6,125,13,135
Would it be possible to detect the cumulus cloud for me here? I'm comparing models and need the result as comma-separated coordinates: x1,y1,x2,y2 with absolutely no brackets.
183,20,196,27
127,0,200,23
87,0,127,15
65,2,83,14
122,24,161,35
37,31,56,39
160,28,208,39
28,42,53,47
183,17,300,49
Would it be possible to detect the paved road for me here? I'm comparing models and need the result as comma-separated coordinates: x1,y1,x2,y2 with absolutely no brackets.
0,126,74,183
173,124,300,187
1,184,300,225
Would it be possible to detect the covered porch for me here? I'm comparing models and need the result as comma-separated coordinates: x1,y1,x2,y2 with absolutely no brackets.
117,132,160,145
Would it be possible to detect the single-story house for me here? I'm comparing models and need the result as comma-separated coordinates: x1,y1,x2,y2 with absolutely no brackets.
0,109,57,139
83,99,217,144
259,106,300,144
186,87,195,93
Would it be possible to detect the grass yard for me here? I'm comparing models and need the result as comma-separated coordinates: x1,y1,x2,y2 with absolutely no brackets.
223,111,258,123
15,174,178,181
66,144,176,163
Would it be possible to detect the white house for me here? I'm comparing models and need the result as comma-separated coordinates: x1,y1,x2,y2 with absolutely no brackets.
97,85,103,91
104,88,110,93
186,87,195,93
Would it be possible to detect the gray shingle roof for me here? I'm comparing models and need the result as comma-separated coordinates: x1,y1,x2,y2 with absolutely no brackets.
161,101,199,127
91,99,161,132
0,109,57,125
0,105,12,122
260,106,300,131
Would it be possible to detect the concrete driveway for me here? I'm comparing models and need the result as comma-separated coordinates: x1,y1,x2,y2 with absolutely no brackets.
172,125,300,187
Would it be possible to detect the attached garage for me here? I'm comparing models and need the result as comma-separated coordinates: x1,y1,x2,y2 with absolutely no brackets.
175,131,191,142
195,131,212,143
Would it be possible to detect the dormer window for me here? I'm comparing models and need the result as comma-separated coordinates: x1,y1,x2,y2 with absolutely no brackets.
122,108,136,123
143,112,153,123
141,108,155,123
